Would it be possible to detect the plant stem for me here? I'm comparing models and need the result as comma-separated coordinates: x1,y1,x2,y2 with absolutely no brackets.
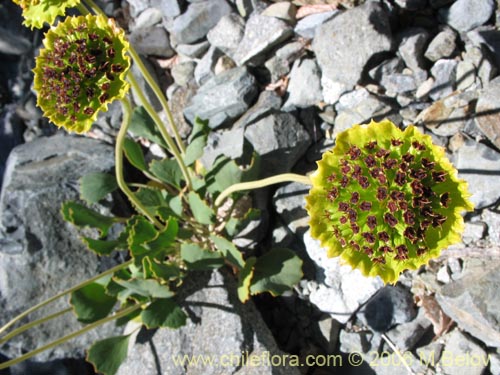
127,74,192,190
82,0,186,155
0,308,72,345
0,304,141,370
214,173,312,207
0,260,132,337
116,98,164,229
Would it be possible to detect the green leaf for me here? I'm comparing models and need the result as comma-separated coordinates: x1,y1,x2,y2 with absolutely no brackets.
80,172,118,204
123,138,147,171
129,106,167,148
86,334,131,375
81,238,123,256
225,208,261,238
141,298,187,329
180,243,224,270
238,257,256,303
135,188,168,213
61,201,116,237
188,191,214,225
149,158,183,189
249,248,303,297
114,278,174,298
70,277,116,323
168,195,184,217
209,234,244,270
144,258,181,281
206,153,260,195
184,117,209,166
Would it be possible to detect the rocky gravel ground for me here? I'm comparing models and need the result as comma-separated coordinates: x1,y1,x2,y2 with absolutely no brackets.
2,0,500,374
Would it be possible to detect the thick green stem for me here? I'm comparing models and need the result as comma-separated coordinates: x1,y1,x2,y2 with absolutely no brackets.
0,304,141,370
83,0,186,155
0,308,72,345
215,173,312,207
0,260,132,337
128,74,192,190
116,98,164,229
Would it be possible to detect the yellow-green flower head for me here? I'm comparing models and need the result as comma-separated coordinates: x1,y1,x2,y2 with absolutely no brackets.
306,119,474,284
33,15,131,133
13,0,80,29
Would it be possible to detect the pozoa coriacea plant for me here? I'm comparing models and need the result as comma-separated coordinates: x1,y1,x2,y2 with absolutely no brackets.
1,1,475,373
306,119,474,283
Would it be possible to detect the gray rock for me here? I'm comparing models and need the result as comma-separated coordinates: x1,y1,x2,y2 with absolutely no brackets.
233,13,293,66
131,7,163,30
184,66,258,129
451,139,500,209
466,31,500,74
398,27,430,74
264,40,307,82
119,270,300,375
171,61,196,86
130,60,162,111
430,0,455,8
475,78,500,148
128,26,175,57
282,58,323,110
339,328,381,359
194,45,223,85
272,182,309,236
456,60,477,91
382,308,432,353
333,93,394,138
294,10,338,39
424,28,457,62
200,127,245,169
380,73,417,95
439,0,495,32
126,0,150,17
234,90,282,128
170,0,232,45
235,0,267,18
369,57,405,82
303,230,384,324
429,59,458,100
462,221,486,244
313,2,392,88
175,40,210,58
150,0,181,18
361,286,417,332
0,135,120,360
0,27,31,56
462,43,497,86
436,259,500,348
207,13,245,59
0,107,24,189
489,352,500,375
244,112,311,177
437,328,489,375
481,210,500,245
394,0,427,10
261,1,297,24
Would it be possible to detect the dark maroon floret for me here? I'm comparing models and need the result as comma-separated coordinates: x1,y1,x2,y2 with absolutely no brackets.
421,158,435,169
365,141,377,150
432,214,447,227
399,201,408,210
376,148,390,159
412,141,426,150
391,138,404,146
403,210,415,225
351,223,360,234
348,209,358,222
440,192,450,208
338,202,349,211
404,227,418,243
327,172,337,183
383,158,397,169
378,231,390,242
432,170,447,182
390,190,405,201
410,168,427,180
350,240,361,251
362,232,376,244
380,245,392,254
364,155,376,168
377,187,388,201
402,153,415,163
340,175,349,188
340,216,348,224
387,201,398,212
358,176,370,189
363,246,374,256
327,187,339,201
360,201,372,211
350,192,360,204
411,180,424,196
372,256,386,264
395,171,406,186
341,164,351,174
384,213,398,227
348,145,362,160
367,215,377,230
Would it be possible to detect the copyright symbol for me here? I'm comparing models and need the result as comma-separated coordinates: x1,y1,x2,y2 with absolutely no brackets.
348,352,363,367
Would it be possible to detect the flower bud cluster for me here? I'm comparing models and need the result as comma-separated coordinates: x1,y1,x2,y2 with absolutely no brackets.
306,120,474,283
33,15,130,133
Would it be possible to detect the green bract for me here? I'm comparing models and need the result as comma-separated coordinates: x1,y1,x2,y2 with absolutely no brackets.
33,15,131,133
13,0,80,29
306,119,474,284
